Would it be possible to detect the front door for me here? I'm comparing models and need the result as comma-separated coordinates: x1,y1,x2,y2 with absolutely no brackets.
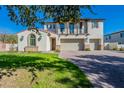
52,38,56,50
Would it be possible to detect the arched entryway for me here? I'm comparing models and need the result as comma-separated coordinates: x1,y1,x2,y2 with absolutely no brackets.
24,34,38,52
28,34,36,46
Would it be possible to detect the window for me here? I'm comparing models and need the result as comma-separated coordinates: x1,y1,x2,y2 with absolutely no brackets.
69,23,74,34
109,35,111,39
53,24,56,29
47,24,52,29
46,25,49,29
60,23,65,33
120,33,123,38
80,22,83,34
29,34,36,46
106,37,108,40
118,42,122,44
92,21,99,28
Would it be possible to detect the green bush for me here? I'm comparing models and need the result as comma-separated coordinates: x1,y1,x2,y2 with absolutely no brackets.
84,48,90,51
55,49,60,52
119,48,124,51
112,47,118,50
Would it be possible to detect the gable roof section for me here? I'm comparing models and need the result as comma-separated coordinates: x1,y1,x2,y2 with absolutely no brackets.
16,29,57,35
16,29,46,34
104,30,124,36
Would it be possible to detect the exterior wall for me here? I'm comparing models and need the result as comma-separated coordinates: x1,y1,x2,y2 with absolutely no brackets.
118,44,124,48
17,30,50,52
0,42,6,51
88,21,104,39
44,20,103,38
6,44,17,51
104,43,124,50
46,36,51,51
0,42,17,51
104,42,118,50
90,39,101,50
44,19,104,51
90,21,104,50
104,31,124,44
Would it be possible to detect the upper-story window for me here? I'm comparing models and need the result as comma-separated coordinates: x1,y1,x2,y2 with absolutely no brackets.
80,22,83,34
60,23,65,33
47,24,52,29
92,21,99,28
69,23,74,34
53,24,56,29
120,33,123,38
109,35,111,39
118,42,122,44
106,37,108,40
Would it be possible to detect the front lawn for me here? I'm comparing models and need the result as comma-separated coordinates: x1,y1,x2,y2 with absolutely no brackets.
0,52,92,88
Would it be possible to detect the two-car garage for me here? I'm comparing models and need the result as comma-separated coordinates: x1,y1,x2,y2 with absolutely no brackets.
60,39,84,51
60,39,101,51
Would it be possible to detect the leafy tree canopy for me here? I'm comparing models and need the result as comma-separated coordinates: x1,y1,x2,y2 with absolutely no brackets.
4,5,93,29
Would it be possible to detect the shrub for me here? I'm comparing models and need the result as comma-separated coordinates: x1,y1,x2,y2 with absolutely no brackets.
55,49,60,52
84,48,90,51
119,48,124,51
112,47,118,50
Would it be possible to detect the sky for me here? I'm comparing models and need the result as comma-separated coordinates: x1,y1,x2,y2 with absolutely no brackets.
0,5,124,35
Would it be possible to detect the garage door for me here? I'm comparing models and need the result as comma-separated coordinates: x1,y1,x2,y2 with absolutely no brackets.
61,39,84,51
90,39,100,50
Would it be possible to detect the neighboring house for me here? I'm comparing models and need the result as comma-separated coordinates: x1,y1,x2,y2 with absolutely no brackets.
17,18,104,52
0,34,17,51
104,30,124,44
104,30,124,49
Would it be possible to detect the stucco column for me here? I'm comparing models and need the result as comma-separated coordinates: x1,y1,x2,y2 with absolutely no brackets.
73,23,78,35
75,23,79,35
65,22,68,34
100,38,104,50
84,36,90,50
44,24,48,31
66,22,69,34
56,35,61,51
56,24,61,51
74,23,77,34
56,23,61,34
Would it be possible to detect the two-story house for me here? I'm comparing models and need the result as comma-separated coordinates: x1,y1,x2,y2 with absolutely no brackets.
17,18,104,52
104,30,124,50
104,30,124,44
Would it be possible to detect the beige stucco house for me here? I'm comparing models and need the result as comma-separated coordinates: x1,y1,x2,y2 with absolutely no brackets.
104,30,124,44
17,18,104,52
104,30,124,50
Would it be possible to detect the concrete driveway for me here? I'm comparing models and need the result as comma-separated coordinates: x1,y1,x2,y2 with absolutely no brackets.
60,51,124,88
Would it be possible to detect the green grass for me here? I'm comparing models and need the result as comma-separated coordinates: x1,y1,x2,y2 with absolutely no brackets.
0,52,92,88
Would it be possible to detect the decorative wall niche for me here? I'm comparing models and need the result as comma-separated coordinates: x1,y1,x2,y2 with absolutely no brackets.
20,36,24,41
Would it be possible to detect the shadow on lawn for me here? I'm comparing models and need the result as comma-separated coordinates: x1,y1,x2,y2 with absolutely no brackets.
0,54,92,88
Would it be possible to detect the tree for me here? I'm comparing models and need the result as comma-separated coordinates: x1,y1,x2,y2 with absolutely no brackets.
0,34,17,44
6,35,17,44
0,34,7,43
5,5,93,29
